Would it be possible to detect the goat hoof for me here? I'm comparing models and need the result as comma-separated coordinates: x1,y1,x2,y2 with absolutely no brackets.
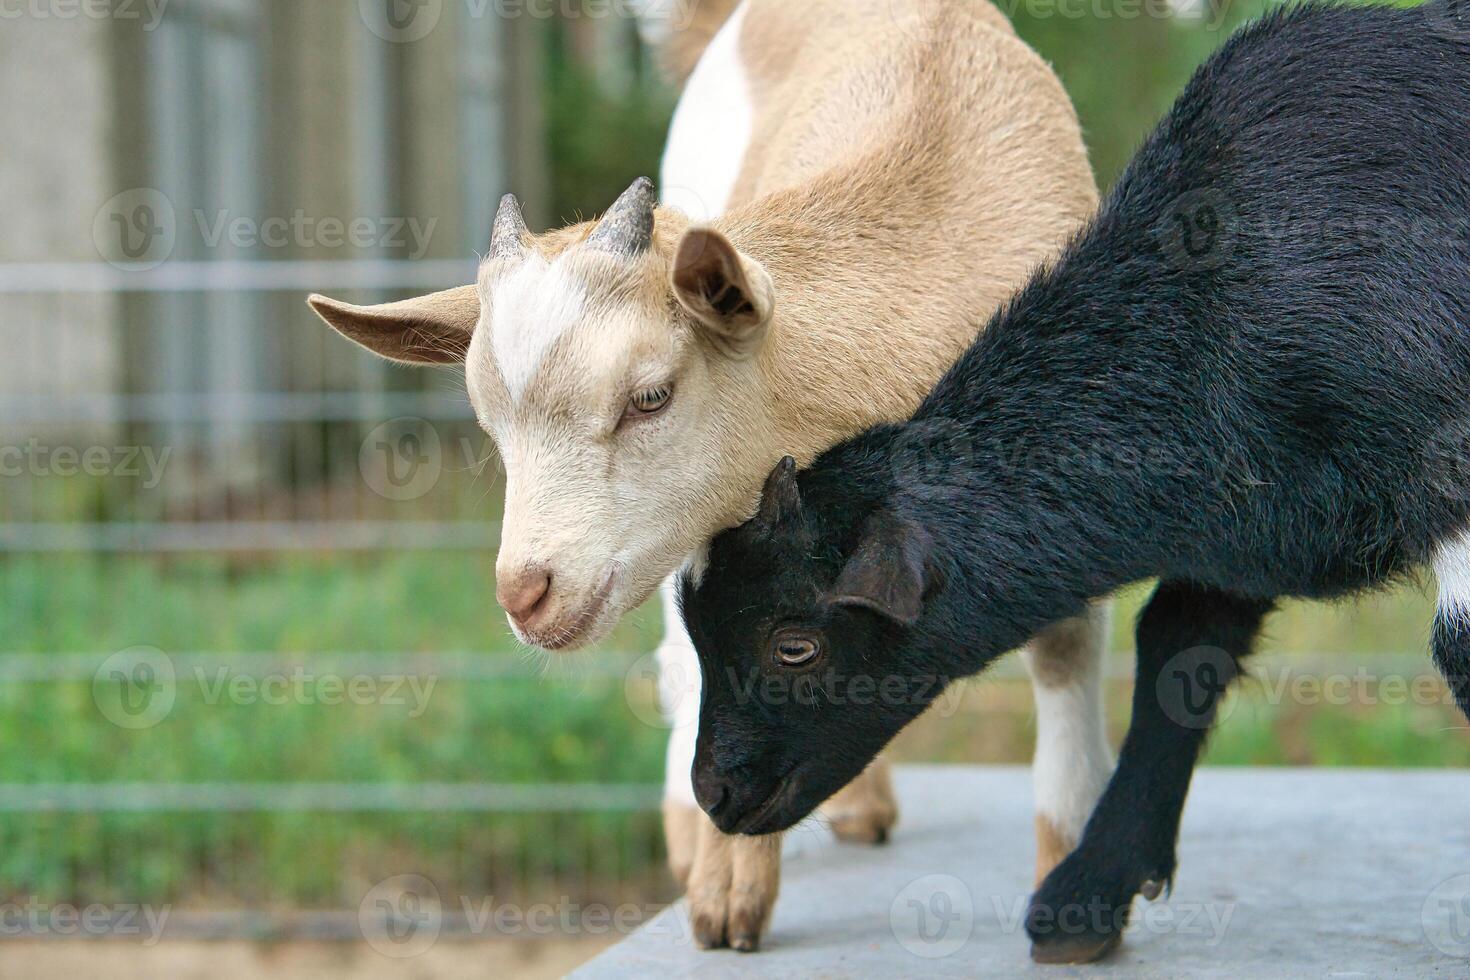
1030,930,1123,965
686,827,780,953
827,812,893,845
692,913,728,950
1140,879,1164,901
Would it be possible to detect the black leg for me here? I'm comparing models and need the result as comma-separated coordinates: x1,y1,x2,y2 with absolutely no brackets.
1432,612,1470,722
1026,580,1271,964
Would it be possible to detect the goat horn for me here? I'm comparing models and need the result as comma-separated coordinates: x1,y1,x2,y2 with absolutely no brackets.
489,194,529,261
586,177,656,258
755,456,802,531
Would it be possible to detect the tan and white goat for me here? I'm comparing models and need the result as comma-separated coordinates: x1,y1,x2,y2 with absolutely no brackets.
309,0,1108,951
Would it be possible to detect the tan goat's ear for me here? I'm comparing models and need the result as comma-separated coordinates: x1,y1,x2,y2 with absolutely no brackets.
672,228,774,358
306,284,480,366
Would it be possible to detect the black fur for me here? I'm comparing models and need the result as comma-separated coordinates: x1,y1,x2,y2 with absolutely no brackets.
679,2,1470,963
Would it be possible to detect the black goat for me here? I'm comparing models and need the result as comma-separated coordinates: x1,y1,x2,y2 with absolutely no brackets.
678,1,1470,964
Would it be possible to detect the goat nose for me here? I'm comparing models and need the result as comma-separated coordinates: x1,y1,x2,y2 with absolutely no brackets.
497,568,552,625
693,770,732,818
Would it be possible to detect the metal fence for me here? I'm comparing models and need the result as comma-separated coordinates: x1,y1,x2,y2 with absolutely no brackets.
0,260,674,944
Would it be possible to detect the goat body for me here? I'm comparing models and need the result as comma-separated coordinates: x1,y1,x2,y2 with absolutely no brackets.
683,1,1470,963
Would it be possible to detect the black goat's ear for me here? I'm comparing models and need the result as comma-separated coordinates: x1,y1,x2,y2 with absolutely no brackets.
826,511,935,627
753,456,802,531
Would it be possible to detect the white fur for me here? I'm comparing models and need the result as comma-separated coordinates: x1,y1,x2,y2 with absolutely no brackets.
489,257,588,404
657,578,702,808
657,2,752,221
1022,630,1114,849
1433,528,1470,623
654,2,752,810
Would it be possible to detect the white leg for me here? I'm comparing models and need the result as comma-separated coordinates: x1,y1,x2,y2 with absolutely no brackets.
656,577,701,809
655,577,783,950
1021,605,1115,883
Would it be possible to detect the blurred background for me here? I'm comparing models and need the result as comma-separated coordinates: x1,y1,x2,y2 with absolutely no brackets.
0,0,1460,976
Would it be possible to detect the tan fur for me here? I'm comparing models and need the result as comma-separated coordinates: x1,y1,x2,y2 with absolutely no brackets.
687,816,781,951
662,800,704,887
1027,614,1107,690
308,0,1104,954
1035,813,1075,887
819,758,899,844
658,0,745,83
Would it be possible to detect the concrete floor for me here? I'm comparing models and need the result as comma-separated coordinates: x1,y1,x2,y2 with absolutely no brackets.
573,766,1470,978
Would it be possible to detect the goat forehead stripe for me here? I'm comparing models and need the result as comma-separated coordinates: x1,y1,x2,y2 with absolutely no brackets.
1433,529,1470,622
490,257,589,404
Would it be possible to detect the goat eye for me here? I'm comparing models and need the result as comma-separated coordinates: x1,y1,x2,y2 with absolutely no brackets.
624,385,673,420
773,636,820,667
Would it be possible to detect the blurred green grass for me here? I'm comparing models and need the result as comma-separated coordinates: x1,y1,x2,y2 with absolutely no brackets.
0,553,673,906
0,553,1466,908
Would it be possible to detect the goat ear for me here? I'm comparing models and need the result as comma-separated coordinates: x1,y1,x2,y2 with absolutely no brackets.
826,512,936,627
672,228,774,357
307,285,479,365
